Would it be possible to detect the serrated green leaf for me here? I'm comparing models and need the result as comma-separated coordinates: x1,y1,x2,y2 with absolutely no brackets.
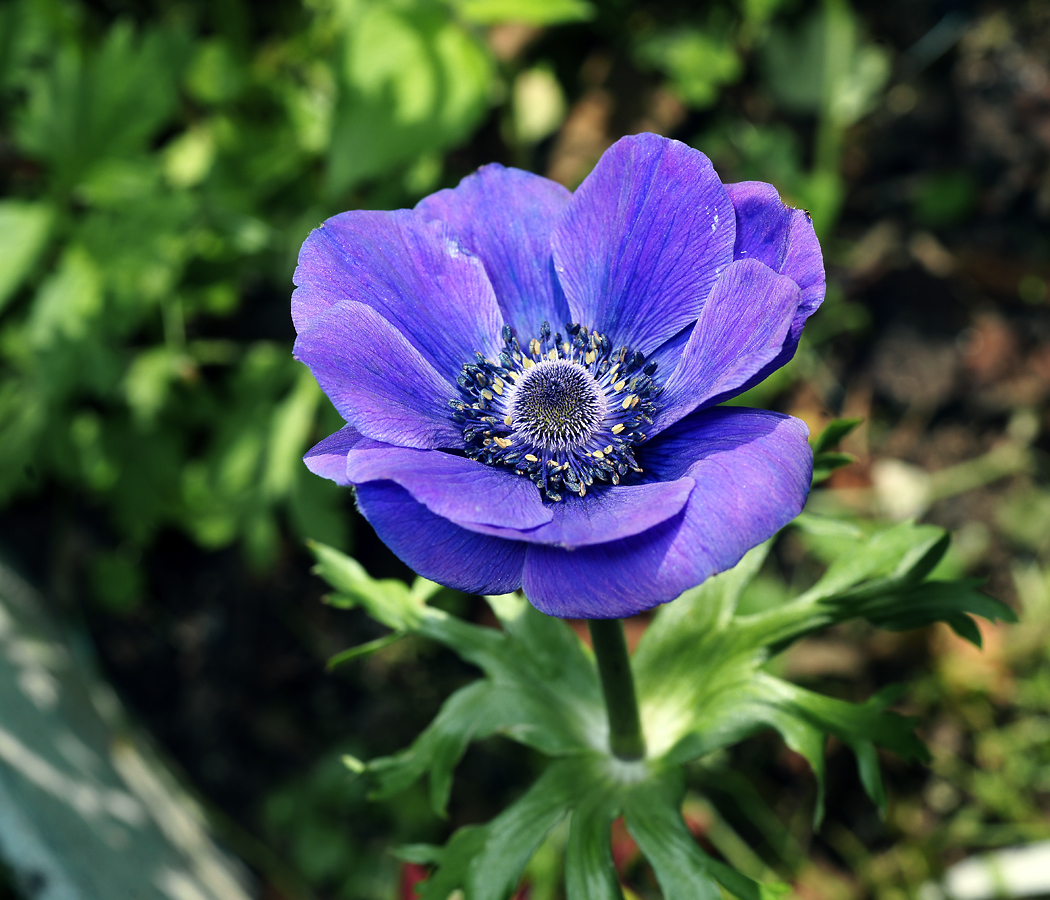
418,824,490,900
466,757,599,900
810,417,862,455
623,770,723,900
751,674,929,816
309,541,426,630
859,578,1016,645
794,521,949,608
564,792,623,900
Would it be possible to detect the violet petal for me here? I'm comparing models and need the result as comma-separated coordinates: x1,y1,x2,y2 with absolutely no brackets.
552,133,735,355
654,258,800,433
294,301,463,449
415,164,572,337
356,481,526,595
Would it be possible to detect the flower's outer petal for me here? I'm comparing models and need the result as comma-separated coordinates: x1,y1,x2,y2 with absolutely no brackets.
346,446,553,530
303,425,366,486
445,478,696,548
356,482,526,594
522,408,811,618
552,133,735,355
292,209,503,381
294,301,463,449
415,164,572,337
653,258,800,433
714,181,826,398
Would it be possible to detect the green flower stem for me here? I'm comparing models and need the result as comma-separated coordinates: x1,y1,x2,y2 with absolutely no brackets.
588,618,646,761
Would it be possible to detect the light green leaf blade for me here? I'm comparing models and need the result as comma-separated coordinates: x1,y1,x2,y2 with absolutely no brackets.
0,201,52,312
467,757,598,900
453,0,594,25
309,541,426,631
810,417,862,455
623,770,722,900
418,825,490,900
564,793,623,900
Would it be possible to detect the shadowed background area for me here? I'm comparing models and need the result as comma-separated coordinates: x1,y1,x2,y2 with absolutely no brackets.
1,0,1049,898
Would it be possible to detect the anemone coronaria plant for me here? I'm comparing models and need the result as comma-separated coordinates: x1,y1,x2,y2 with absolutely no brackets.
293,134,1014,899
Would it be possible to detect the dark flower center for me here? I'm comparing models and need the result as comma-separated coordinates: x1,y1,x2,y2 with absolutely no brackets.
509,359,606,452
449,322,661,502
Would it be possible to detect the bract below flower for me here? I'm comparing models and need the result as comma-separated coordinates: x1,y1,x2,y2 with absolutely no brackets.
293,133,823,619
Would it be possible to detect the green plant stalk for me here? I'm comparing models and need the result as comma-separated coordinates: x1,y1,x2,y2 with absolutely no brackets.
588,619,646,761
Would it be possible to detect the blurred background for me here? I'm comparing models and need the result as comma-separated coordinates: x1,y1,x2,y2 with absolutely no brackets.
1,0,1049,897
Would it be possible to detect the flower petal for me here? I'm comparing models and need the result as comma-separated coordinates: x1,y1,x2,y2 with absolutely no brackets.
446,478,696,548
346,446,552,529
356,481,526,594
294,301,463,449
716,181,826,398
292,209,504,381
522,408,811,618
653,258,800,433
552,134,735,355
415,164,572,337
303,425,366,486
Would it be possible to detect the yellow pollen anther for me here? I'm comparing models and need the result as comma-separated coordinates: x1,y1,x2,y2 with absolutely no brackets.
492,378,504,395
592,450,605,459
523,357,535,369
529,339,541,356
548,348,558,362
621,395,634,410
525,454,539,462
614,379,627,392
604,445,613,454
504,414,514,426
611,424,625,434
494,436,511,449
584,351,595,364
481,389,493,401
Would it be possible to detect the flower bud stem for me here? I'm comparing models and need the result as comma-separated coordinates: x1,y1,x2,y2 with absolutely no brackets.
588,618,645,761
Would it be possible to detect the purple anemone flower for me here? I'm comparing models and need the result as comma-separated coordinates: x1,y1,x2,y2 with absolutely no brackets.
293,133,823,619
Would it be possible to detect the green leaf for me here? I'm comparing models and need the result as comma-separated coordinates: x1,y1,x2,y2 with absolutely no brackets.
0,201,53,313
15,21,186,186
749,674,929,816
623,770,723,900
466,757,598,900
760,0,889,127
452,0,595,25
564,792,623,900
310,541,427,631
636,27,743,109
859,578,1017,646
418,825,490,900
326,631,404,670
26,245,103,349
810,417,862,455
812,451,855,484
327,1,493,195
